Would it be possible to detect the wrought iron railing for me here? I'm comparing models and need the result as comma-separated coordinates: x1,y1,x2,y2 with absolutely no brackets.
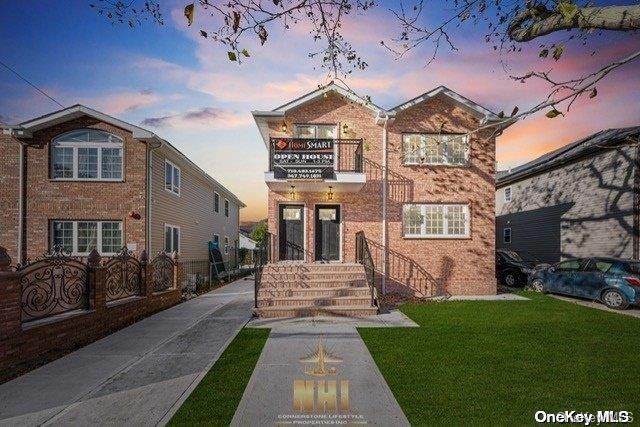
269,138,364,174
355,231,378,308
104,247,143,302
151,252,175,292
19,247,89,322
253,232,273,308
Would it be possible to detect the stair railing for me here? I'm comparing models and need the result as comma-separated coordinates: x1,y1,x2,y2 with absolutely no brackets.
253,232,273,308
355,231,378,308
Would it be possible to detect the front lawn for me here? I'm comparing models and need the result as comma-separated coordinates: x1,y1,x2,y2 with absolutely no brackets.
358,293,640,425
169,328,270,426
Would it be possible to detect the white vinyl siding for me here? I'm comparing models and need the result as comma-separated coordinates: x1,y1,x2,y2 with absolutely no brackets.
402,204,470,238
51,129,123,180
51,220,122,255
402,134,468,166
165,160,181,195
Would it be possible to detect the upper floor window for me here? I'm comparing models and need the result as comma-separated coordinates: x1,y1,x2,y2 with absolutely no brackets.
402,134,469,166
504,187,512,202
224,199,230,217
214,192,220,213
165,160,181,195
224,236,229,254
294,124,337,139
503,227,512,243
402,203,470,238
51,129,123,180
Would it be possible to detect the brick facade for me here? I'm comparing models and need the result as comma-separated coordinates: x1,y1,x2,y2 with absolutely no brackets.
266,91,497,297
0,136,21,262
20,116,147,260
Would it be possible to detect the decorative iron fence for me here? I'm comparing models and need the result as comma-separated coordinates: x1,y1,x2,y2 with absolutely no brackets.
355,231,378,308
104,247,144,303
18,246,89,323
253,232,273,308
182,259,212,293
151,252,175,292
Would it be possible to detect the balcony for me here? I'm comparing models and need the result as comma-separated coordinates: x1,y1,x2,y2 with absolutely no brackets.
265,138,366,192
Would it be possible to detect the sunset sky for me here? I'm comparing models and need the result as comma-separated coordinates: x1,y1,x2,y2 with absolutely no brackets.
1,1,639,221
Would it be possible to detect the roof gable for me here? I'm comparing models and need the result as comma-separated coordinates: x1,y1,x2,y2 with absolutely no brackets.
389,86,499,120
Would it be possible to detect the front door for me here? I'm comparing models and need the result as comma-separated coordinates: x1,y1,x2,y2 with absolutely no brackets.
279,204,304,261
315,205,340,261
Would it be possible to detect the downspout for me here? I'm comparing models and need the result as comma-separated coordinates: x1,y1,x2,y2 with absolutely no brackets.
381,116,388,295
18,142,25,264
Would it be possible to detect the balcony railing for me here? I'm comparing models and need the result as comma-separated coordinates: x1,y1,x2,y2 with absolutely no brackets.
269,138,363,175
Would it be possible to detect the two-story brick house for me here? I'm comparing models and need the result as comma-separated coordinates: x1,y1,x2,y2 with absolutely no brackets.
251,83,508,316
0,105,244,265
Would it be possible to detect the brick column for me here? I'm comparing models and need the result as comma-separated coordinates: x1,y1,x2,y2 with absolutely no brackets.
172,252,183,292
0,246,20,340
87,249,106,313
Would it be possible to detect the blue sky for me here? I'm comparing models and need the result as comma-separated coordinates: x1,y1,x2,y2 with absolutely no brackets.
1,0,639,220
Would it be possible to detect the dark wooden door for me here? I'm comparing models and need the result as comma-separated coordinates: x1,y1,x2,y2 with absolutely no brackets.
279,204,304,261
315,205,340,261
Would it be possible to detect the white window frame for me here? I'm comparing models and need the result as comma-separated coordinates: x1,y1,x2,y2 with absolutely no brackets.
50,220,123,256
504,187,512,202
503,227,512,244
50,129,124,181
402,203,470,239
224,199,230,217
402,133,469,166
214,192,220,213
293,124,337,139
164,224,181,253
224,236,229,255
164,160,181,196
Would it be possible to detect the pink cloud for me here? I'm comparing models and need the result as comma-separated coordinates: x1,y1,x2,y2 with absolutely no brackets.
140,107,251,129
79,89,163,115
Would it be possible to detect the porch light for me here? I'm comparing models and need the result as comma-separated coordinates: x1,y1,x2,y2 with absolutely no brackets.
281,122,287,133
342,123,349,133
289,185,296,199
327,186,334,201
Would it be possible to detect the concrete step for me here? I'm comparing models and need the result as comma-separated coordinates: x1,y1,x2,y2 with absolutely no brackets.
259,278,367,288
254,305,379,318
257,287,371,298
257,295,372,308
262,263,364,274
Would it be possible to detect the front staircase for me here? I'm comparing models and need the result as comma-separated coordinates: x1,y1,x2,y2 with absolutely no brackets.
254,263,379,318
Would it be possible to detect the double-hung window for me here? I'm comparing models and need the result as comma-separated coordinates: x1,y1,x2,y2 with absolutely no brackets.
402,204,470,238
294,124,337,139
224,236,229,255
402,134,468,166
165,160,181,195
214,192,220,213
164,224,180,253
503,227,512,243
224,199,229,217
51,220,123,255
51,129,123,180
504,187,512,202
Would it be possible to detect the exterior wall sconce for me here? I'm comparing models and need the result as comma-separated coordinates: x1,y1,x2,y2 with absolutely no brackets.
342,123,349,134
327,186,333,201
289,185,296,199
281,122,287,133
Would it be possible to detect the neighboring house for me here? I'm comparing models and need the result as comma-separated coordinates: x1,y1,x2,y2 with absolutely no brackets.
239,231,257,250
252,82,510,298
496,126,640,264
0,105,244,264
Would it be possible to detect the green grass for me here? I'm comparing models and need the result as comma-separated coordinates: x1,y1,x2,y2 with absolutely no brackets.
358,293,640,425
169,328,270,426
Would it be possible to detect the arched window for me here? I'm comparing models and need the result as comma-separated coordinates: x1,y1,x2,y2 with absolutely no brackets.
51,129,124,180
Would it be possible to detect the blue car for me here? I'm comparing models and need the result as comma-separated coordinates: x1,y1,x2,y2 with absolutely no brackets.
528,257,640,310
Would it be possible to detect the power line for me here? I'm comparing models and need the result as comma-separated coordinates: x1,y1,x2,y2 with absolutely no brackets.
0,59,65,108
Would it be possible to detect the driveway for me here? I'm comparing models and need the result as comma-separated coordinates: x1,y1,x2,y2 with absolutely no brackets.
0,277,255,427
550,294,640,319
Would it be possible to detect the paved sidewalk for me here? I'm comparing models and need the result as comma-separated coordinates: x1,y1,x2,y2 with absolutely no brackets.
0,278,255,427
233,312,416,426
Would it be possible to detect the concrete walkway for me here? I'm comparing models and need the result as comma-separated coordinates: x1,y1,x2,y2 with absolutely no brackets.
233,312,417,426
551,294,640,318
0,278,255,427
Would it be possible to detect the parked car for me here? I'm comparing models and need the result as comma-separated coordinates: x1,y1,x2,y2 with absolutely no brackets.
496,249,541,287
529,257,640,310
